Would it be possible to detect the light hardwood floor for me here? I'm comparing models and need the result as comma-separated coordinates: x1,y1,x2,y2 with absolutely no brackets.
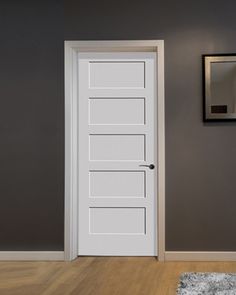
1,257,236,295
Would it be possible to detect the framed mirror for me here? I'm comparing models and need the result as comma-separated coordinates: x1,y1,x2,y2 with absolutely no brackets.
203,54,236,121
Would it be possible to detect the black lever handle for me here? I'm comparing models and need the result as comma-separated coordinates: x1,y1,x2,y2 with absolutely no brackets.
139,164,155,170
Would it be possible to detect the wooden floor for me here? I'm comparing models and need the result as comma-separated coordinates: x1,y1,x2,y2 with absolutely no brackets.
1,258,236,295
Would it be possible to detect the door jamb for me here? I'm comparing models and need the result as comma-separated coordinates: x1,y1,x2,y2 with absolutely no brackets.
64,40,165,261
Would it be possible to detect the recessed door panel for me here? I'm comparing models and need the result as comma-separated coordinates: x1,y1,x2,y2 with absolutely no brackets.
89,134,145,161
89,61,145,88
89,171,146,198
89,207,146,234
89,98,145,125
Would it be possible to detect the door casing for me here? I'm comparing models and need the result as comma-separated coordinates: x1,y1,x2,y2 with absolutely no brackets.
64,40,165,261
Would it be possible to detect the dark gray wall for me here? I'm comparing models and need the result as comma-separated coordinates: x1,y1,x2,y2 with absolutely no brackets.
1,0,236,251
65,0,236,251
0,1,64,250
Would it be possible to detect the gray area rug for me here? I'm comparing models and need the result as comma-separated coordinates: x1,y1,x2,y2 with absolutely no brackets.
177,272,236,295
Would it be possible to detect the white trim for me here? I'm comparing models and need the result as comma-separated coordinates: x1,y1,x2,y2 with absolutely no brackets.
156,41,165,262
0,251,64,261
165,251,236,261
64,40,165,261
65,43,79,261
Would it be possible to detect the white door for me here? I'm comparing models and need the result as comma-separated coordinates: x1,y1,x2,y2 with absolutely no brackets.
78,52,157,256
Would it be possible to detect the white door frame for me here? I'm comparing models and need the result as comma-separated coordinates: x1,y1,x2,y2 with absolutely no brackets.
64,40,165,261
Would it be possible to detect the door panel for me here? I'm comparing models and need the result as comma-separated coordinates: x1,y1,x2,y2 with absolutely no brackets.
89,61,145,88
89,98,145,125
89,207,146,234
78,52,157,256
89,171,146,198
89,134,145,161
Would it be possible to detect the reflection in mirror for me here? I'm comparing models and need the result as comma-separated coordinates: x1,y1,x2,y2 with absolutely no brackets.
203,55,236,121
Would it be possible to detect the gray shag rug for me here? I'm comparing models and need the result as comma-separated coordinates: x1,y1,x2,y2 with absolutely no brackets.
177,272,236,295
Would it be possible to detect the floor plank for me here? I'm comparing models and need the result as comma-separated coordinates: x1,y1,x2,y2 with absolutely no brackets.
1,258,236,294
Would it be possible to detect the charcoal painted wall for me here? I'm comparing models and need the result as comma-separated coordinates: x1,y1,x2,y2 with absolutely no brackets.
0,1,64,250
64,0,236,251
1,0,236,251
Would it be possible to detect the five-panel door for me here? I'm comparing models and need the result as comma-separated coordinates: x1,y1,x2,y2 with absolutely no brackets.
78,52,157,256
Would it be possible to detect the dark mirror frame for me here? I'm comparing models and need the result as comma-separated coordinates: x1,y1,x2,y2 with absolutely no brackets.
203,54,236,122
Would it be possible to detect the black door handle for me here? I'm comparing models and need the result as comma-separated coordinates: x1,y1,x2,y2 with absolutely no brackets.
139,164,155,170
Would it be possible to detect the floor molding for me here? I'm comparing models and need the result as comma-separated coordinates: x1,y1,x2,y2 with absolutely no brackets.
165,251,236,261
0,251,65,261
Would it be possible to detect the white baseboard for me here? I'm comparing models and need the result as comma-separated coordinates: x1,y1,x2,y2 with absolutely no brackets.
0,251,65,261
165,251,236,261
